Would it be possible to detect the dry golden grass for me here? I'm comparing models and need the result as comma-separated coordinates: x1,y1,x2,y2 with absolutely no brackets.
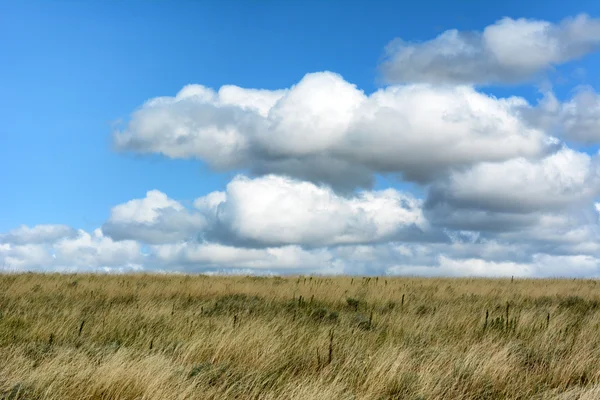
2,273,600,399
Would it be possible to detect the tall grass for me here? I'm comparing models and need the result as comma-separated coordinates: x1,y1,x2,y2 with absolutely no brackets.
1,273,600,399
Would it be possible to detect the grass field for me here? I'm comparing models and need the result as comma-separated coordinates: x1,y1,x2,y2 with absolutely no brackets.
2,274,600,399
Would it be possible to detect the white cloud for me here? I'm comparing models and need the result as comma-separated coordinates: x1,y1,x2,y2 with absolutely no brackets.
114,72,551,189
99,175,433,248
525,87,600,144
259,73,364,156
0,243,54,271
388,254,600,278
338,84,551,182
380,14,600,85
3,222,600,277
494,210,600,256
0,224,76,245
151,242,341,274
423,146,600,250
399,256,535,277
428,147,600,215
53,228,143,268
0,228,144,272
102,190,207,244
194,175,431,247
4,151,600,277
560,87,600,143
108,190,182,224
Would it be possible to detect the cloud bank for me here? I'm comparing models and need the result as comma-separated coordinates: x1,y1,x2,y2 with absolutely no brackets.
3,168,600,276
4,13,600,277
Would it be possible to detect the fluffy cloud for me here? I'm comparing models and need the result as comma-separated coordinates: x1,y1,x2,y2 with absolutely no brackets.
151,242,342,274
3,223,600,277
0,243,54,271
494,210,600,257
423,147,600,253
427,147,600,216
148,239,600,277
560,87,600,143
194,175,435,247
522,87,600,144
380,14,600,85
0,224,77,245
5,145,597,276
422,204,600,260
114,72,551,189
0,229,143,272
102,190,207,244
99,176,435,248
54,229,143,266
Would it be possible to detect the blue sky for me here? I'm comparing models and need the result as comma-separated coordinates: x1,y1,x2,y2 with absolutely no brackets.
2,0,600,276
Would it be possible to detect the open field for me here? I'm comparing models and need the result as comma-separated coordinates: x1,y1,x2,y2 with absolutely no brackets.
2,274,600,399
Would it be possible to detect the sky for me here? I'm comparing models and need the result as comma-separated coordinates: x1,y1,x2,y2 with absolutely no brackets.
3,0,600,276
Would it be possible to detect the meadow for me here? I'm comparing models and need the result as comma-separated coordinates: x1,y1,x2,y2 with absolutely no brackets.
2,273,600,399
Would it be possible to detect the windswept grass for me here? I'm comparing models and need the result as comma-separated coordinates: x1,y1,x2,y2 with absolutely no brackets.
2,274,600,399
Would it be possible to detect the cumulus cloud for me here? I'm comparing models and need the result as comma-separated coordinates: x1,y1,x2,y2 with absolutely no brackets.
102,190,207,244
560,87,600,143
99,175,438,248
422,203,600,262
522,87,600,144
53,229,144,268
0,224,77,245
0,228,143,272
3,222,600,277
0,243,54,271
4,150,599,276
494,210,600,257
148,237,600,277
380,14,600,85
423,146,600,249
151,242,342,274
427,147,600,215
193,175,436,247
114,72,551,190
